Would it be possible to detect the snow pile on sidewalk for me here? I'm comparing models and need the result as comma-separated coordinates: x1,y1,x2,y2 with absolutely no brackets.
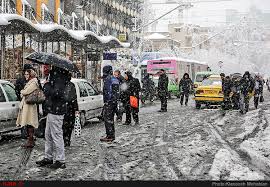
239,109,270,173
209,149,264,180
234,109,262,140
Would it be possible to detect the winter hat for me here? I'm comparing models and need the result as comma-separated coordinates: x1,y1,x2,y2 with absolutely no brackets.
125,71,133,79
243,71,250,78
220,73,225,77
23,63,34,71
183,73,189,78
102,65,113,78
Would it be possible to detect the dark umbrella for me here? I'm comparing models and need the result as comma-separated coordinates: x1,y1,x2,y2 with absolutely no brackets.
25,52,80,74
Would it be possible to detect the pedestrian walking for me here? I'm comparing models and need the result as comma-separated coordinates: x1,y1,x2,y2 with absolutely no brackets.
222,75,233,110
36,66,70,169
141,74,155,104
122,71,141,125
63,73,79,147
16,69,40,148
254,74,263,109
266,78,270,92
231,76,241,110
157,69,169,112
239,71,255,114
179,73,193,106
113,69,125,122
100,65,120,142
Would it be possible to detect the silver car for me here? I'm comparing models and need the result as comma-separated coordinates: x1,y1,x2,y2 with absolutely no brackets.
0,80,20,132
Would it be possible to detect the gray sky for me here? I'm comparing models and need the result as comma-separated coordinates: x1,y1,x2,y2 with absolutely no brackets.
148,0,270,31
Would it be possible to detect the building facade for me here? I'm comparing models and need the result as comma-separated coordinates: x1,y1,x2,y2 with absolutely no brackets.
64,0,144,43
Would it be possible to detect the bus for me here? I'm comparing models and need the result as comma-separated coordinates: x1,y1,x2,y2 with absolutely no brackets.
147,57,209,98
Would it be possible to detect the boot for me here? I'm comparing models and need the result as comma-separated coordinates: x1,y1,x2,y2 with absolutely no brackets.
23,127,35,148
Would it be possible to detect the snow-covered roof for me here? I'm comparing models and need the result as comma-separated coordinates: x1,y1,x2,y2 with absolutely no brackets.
0,14,130,48
144,33,168,40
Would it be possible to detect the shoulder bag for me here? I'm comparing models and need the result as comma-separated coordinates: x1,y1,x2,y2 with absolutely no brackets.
25,88,46,105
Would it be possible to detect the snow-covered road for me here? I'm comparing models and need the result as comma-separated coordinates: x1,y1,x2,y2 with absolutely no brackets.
1,91,270,180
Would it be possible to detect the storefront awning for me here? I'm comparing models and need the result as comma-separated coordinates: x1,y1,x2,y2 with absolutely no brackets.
0,14,130,48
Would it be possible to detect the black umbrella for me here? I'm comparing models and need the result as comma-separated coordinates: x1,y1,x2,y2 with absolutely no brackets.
25,52,80,74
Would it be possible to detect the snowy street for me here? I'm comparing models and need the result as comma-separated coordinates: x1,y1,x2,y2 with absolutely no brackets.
1,90,270,180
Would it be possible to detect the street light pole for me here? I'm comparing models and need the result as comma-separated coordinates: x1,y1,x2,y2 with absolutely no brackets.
134,3,193,32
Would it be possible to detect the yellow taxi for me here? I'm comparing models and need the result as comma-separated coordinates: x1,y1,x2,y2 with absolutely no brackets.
193,75,223,109
193,71,214,90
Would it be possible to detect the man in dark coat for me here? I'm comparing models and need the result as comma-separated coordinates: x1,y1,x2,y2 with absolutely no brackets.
157,69,169,112
239,71,255,113
36,67,70,169
63,73,79,147
123,71,141,125
141,74,155,104
222,76,233,110
100,65,120,142
113,69,125,122
253,74,263,109
179,73,193,106
231,76,241,110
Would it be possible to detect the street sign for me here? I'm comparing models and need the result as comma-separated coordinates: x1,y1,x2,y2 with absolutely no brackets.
118,34,127,42
103,53,117,60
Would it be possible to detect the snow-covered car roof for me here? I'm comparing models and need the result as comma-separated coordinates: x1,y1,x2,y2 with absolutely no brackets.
0,79,12,84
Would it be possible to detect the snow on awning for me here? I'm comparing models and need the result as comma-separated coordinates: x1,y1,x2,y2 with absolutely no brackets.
0,14,130,48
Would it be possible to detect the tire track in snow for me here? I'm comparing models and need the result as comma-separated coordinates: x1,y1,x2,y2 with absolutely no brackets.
206,111,270,179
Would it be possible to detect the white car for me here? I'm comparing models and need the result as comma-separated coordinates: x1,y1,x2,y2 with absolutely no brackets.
71,78,103,126
0,80,20,133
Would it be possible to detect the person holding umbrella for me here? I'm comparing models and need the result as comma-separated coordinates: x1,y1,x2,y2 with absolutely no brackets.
26,52,80,169
36,67,70,169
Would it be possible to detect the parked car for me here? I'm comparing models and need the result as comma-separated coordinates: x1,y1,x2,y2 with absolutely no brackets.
36,78,104,138
40,78,103,127
71,78,104,126
0,80,20,133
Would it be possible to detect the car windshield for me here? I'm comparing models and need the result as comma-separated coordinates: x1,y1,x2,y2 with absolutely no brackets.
201,79,222,86
196,74,208,82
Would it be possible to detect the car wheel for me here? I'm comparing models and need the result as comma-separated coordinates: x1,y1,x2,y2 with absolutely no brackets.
195,102,201,109
80,112,86,127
